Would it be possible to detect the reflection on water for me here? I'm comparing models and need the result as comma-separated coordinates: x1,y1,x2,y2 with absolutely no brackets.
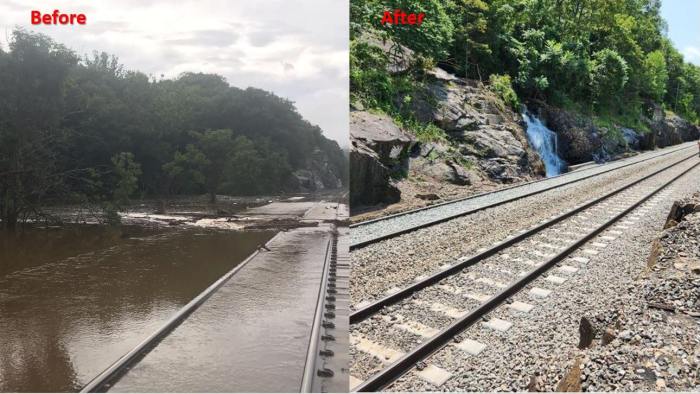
0,225,275,392
109,227,330,392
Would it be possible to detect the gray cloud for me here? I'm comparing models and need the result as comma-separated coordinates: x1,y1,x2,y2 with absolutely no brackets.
248,30,278,47
165,30,238,48
0,0,349,146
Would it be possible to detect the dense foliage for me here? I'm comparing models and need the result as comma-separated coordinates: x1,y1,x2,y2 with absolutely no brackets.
0,30,347,229
351,0,700,126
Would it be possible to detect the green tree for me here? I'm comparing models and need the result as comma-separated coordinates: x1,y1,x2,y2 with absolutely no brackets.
642,50,668,102
591,49,629,108
111,152,142,206
375,0,455,59
0,30,78,230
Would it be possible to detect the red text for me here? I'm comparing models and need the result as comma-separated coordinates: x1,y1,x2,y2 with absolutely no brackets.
31,10,87,25
381,9,425,26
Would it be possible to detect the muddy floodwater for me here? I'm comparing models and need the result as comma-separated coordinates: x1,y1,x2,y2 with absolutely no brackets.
0,225,275,392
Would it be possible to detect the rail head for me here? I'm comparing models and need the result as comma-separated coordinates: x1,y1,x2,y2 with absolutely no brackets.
80,232,284,393
300,232,335,392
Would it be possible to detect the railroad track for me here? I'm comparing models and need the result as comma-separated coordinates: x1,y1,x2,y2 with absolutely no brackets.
301,204,350,392
349,153,700,391
81,199,349,393
350,143,696,250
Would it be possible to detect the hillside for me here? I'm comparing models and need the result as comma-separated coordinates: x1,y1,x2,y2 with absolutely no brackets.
0,30,347,229
350,0,700,216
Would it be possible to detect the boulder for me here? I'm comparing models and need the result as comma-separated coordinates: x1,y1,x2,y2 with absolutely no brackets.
410,156,479,186
350,140,400,208
454,127,528,159
479,157,524,183
350,111,414,208
621,127,641,150
351,111,413,164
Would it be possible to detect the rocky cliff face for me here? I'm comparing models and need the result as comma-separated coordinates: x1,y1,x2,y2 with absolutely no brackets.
292,147,345,192
350,111,413,208
532,101,700,165
350,67,545,214
407,68,544,184
641,111,700,150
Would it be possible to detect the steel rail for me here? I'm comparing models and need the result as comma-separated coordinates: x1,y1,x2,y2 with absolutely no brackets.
350,152,698,324
300,233,335,392
80,232,284,393
350,144,694,250
352,143,692,229
353,158,700,392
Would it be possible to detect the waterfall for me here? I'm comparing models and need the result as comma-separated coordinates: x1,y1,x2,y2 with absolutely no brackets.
522,110,567,177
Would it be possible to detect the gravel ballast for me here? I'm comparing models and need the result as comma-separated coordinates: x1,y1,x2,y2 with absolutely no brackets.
351,148,697,306
350,157,700,391
351,143,695,246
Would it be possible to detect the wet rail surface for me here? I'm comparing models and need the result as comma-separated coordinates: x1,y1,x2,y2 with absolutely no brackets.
302,226,351,393
0,226,274,392
78,201,350,392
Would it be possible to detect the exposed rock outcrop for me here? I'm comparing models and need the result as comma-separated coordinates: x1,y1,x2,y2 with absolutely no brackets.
350,111,414,209
405,68,545,183
532,101,700,165
350,66,546,215
530,103,603,163
292,148,345,192
641,111,700,150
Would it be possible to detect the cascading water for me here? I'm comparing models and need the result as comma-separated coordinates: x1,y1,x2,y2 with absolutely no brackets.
522,110,567,177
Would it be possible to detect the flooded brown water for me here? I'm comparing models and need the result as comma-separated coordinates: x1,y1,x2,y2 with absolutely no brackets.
0,225,275,392
108,226,334,392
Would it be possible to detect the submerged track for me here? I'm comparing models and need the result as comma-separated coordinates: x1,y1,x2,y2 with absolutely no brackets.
82,201,348,393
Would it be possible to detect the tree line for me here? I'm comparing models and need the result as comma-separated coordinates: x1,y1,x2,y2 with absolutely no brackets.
351,0,700,127
0,30,347,230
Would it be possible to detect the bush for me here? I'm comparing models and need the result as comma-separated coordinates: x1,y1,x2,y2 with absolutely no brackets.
489,74,520,110
591,49,629,108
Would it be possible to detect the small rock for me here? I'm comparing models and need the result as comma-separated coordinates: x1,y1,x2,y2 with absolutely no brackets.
556,358,582,392
689,261,700,275
601,328,616,346
415,193,440,201
619,330,633,340
527,374,545,392
656,378,666,391
579,317,595,349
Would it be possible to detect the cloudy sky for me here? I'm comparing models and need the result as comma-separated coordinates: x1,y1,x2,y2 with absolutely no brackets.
0,0,349,146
